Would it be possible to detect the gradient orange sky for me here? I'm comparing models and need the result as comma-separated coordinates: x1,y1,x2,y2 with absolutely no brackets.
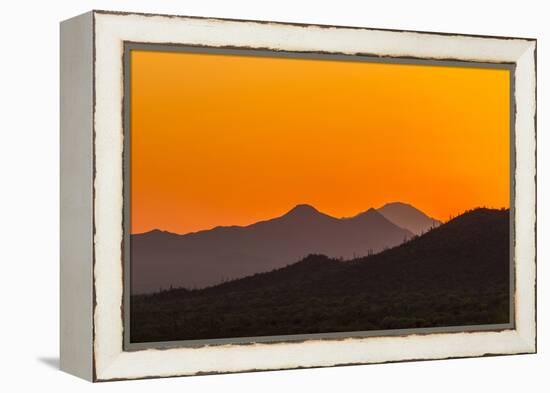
130,49,510,234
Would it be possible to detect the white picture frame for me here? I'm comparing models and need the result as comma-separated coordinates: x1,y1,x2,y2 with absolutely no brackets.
60,10,536,382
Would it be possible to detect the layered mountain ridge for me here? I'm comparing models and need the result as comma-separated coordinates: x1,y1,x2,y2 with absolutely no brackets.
131,202,439,293
131,208,510,342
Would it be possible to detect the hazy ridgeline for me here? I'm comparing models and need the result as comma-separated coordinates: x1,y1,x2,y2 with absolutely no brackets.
131,202,440,293
130,208,509,343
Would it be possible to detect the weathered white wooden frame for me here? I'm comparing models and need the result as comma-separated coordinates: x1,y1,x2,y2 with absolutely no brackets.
60,10,536,382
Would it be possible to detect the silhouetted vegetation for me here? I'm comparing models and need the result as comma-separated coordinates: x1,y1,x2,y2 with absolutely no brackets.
130,208,510,343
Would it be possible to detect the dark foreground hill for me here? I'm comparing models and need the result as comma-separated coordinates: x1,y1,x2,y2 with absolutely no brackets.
130,208,510,343
131,204,413,293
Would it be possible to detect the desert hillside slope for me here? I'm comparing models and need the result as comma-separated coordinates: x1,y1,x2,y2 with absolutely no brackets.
131,208,510,342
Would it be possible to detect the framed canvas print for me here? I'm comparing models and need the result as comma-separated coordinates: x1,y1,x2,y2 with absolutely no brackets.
60,10,537,382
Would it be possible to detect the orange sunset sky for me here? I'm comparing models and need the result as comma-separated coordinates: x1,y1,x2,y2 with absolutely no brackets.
130,49,510,235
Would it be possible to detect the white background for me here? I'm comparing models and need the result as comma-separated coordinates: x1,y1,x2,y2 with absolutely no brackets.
0,0,546,391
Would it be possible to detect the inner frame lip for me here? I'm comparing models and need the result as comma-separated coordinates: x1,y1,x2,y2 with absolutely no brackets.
121,41,516,352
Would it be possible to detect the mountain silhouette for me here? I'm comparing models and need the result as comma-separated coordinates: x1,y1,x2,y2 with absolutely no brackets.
131,208,510,342
377,202,441,235
282,203,324,218
131,204,413,293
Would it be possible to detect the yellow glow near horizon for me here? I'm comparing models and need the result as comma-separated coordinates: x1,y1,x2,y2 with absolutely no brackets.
130,50,510,234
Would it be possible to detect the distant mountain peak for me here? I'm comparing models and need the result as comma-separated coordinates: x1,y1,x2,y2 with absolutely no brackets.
352,207,380,218
377,202,441,235
141,228,168,235
284,204,321,217
135,228,180,237
380,201,416,209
